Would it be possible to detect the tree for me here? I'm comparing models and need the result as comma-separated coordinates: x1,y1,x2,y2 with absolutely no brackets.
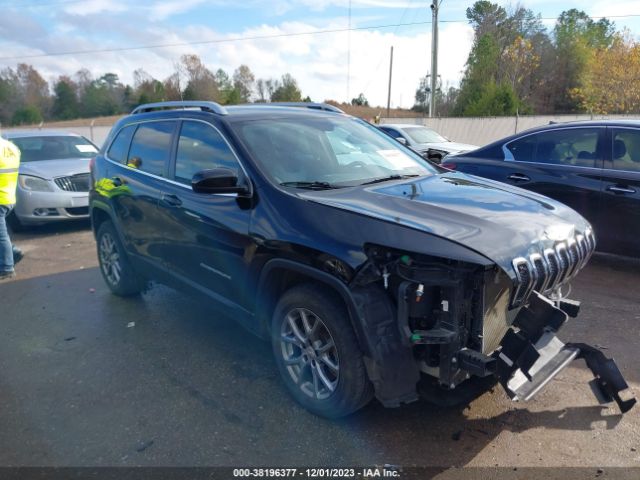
52,76,80,120
163,73,183,101
12,105,42,125
15,63,50,118
179,54,219,101
463,81,519,116
551,9,616,112
571,33,640,114
232,65,255,103
255,79,268,102
215,68,234,103
351,93,369,107
133,69,165,106
0,68,20,126
271,74,302,102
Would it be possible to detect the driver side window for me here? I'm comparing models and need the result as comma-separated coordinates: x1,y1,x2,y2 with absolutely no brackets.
174,121,240,185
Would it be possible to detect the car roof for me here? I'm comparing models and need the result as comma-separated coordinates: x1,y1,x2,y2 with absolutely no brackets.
2,130,84,139
381,124,432,130
518,119,640,136
123,105,352,126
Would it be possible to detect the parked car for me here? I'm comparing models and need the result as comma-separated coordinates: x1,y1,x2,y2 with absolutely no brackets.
2,130,98,229
379,124,477,163
442,120,640,257
90,101,635,418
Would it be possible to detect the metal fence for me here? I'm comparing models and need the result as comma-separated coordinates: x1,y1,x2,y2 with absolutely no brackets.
381,114,640,147
4,113,640,150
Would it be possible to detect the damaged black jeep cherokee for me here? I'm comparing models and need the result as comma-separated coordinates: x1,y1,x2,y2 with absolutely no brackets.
90,101,636,418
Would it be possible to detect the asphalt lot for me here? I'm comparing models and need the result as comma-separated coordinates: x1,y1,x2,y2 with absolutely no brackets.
0,221,638,468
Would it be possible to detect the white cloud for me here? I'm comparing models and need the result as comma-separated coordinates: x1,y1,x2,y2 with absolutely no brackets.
63,0,130,16
0,11,473,109
149,0,208,21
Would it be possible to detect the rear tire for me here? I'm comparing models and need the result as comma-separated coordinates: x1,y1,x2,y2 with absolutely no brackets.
96,220,144,296
271,284,373,418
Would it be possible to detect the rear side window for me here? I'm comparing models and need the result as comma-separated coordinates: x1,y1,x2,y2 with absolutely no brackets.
128,121,175,177
612,129,640,172
534,129,600,167
107,125,135,164
174,121,239,185
508,129,600,167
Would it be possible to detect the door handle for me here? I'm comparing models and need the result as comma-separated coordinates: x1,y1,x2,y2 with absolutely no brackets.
160,193,182,207
606,185,636,195
112,176,124,187
507,173,531,182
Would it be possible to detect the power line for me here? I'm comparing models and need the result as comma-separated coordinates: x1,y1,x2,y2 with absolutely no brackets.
1,13,639,62
0,20,436,61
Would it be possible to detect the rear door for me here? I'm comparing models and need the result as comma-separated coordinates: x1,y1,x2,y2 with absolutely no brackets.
105,120,178,268
501,127,605,230
158,119,254,307
599,127,640,256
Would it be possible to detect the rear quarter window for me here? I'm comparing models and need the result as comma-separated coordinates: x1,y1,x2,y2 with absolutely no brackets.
107,125,136,164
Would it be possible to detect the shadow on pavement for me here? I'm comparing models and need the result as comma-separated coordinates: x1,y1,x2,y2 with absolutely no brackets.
9,218,91,240
0,266,633,466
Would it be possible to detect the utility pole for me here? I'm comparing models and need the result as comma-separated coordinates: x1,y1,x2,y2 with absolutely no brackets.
386,45,394,118
429,1,440,118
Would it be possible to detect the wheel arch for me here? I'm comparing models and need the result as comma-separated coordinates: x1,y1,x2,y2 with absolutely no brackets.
90,204,114,239
255,259,370,356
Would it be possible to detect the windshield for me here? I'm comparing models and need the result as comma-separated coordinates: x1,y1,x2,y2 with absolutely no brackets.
232,116,436,187
8,135,98,162
402,127,447,144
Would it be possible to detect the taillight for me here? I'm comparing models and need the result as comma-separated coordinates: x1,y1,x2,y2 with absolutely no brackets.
89,157,96,172
443,162,457,170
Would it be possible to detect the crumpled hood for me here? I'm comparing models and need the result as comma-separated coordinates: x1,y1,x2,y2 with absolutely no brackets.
413,141,478,153
19,158,91,179
299,172,590,274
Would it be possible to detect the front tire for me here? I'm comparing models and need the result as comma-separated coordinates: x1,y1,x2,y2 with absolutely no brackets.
96,221,144,296
271,284,373,418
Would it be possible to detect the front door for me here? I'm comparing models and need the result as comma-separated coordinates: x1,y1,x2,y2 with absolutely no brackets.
599,127,640,256
157,119,254,308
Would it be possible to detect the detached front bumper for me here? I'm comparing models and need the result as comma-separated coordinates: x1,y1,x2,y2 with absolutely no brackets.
496,292,636,414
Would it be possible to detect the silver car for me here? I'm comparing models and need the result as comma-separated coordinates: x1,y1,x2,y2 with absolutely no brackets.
379,124,478,163
2,130,98,228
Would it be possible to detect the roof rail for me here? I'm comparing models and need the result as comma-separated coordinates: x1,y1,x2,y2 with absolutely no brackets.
262,102,345,113
131,101,228,115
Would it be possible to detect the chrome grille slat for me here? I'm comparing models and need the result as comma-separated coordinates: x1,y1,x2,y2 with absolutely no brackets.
510,231,596,307
54,174,90,192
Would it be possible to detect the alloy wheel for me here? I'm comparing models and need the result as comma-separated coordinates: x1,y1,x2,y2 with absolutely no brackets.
279,308,339,400
99,232,122,286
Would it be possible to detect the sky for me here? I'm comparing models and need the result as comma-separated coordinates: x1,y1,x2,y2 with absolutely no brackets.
0,0,639,109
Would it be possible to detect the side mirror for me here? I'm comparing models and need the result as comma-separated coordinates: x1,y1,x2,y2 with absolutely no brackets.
396,137,407,146
192,168,249,195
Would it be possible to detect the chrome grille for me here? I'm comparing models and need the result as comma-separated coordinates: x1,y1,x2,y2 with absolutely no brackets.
510,229,596,307
54,173,90,192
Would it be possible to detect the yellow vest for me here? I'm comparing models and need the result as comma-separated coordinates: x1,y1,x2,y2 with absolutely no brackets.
0,137,20,205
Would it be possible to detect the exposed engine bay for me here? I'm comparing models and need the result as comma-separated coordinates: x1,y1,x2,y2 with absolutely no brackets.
349,244,636,414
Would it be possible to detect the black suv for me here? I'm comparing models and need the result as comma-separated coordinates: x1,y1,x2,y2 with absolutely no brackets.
90,101,635,418
442,120,640,257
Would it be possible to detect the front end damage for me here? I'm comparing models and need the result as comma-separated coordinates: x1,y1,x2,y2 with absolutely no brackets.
350,241,636,414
